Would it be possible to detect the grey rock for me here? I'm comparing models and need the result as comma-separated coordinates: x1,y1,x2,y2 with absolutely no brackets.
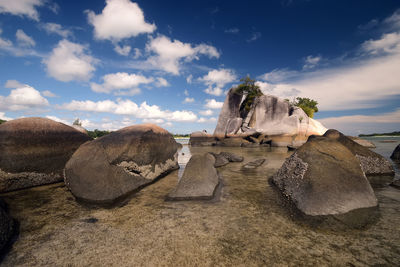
226,118,243,135
189,131,216,147
391,144,400,160
65,124,179,205
210,152,244,167
243,159,266,169
219,152,244,162
324,129,394,176
213,88,243,136
272,135,378,227
167,153,220,200
0,117,92,193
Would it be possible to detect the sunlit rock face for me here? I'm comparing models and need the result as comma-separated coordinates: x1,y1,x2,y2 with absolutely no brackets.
191,89,327,147
64,124,179,205
0,117,92,192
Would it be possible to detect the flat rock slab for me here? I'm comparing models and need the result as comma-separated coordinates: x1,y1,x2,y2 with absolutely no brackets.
243,159,266,169
210,152,244,167
167,153,220,200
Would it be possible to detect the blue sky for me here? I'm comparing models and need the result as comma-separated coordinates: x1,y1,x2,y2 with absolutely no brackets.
0,0,399,135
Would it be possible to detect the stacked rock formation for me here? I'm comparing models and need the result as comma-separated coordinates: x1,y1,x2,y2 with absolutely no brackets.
190,89,327,147
64,124,179,205
0,117,92,192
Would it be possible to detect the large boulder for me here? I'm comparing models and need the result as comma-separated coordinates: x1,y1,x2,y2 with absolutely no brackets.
0,117,92,192
324,129,394,176
272,135,378,227
189,131,216,147
391,144,400,160
65,124,179,205
213,88,243,137
167,153,220,200
0,199,16,255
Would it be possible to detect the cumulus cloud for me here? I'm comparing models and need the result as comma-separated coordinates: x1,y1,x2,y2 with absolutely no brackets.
60,99,198,122
0,0,44,21
199,68,236,96
247,32,261,42
319,109,400,135
258,68,299,83
45,115,69,124
0,85,48,111
41,23,72,38
199,109,213,116
90,72,157,94
16,29,35,47
197,117,217,123
133,48,142,59
204,99,223,109
183,97,194,103
0,112,12,120
42,90,57,97
43,39,97,82
87,0,156,41
145,35,220,75
4,79,25,88
155,77,169,87
114,44,131,56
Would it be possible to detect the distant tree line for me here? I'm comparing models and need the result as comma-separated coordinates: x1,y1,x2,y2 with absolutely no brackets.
87,129,111,139
173,134,190,138
359,131,400,137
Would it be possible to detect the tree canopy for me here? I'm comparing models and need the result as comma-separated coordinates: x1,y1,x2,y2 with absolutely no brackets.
291,97,319,118
234,76,263,113
0,119,6,125
73,118,82,126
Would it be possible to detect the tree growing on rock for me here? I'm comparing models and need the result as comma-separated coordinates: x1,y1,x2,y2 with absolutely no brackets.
292,97,319,118
234,76,263,114
73,118,82,126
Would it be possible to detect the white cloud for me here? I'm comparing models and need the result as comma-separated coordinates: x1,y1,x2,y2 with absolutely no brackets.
255,81,275,94
46,115,69,125
16,29,35,47
204,99,223,109
90,72,153,94
41,23,72,38
199,109,213,116
303,55,321,70
362,32,400,54
0,29,12,47
87,0,156,41
199,68,236,96
60,99,198,122
0,112,12,120
183,97,194,103
0,0,44,21
186,74,193,84
133,48,142,59
184,89,189,96
113,88,141,96
384,9,400,30
114,44,131,56
142,118,164,124
258,68,299,83
155,77,169,87
0,85,48,111
4,79,25,88
42,90,57,97
43,39,97,82
145,35,220,75
197,117,217,123
319,109,400,135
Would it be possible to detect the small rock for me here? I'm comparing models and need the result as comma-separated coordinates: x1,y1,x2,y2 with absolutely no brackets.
243,159,266,169
390,144,400,160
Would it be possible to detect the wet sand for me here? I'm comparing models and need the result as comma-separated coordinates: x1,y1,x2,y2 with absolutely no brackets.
1,145,400,266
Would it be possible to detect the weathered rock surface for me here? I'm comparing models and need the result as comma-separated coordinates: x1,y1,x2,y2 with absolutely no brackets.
210,152,244,167
214,88,243,137
0,117,92,192
391,144,400,160
71,125,89,135
189,131,216,147
243,159,266,169
348,136,376,148
324,129,394,176
65,124,179,205
272,135,378,227
0,198,16,254
167,153,220,200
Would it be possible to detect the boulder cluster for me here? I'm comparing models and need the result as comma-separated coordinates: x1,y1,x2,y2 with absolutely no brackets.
190,89,328,147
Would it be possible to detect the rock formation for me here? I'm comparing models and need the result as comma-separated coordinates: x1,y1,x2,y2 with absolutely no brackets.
323,129,394,177
391,144,400,160
167,153,220,200
0,117,92,192
210,152,244,167
272,133,378,227
191,89,327,147
64,124,179,205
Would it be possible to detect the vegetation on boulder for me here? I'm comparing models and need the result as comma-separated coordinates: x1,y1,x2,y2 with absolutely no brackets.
287,97,319,118
234,76,263,113
87,129,110,139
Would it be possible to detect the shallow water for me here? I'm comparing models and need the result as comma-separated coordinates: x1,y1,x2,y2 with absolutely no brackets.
1,138,400,266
